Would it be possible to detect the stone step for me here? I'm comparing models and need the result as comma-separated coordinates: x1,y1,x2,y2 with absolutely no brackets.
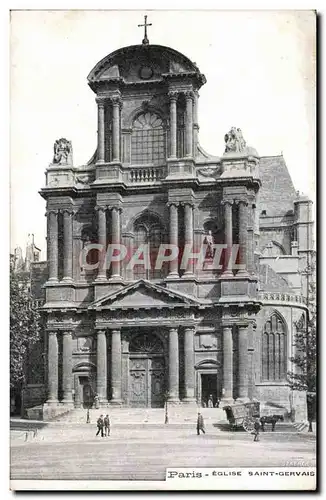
56,406,228,424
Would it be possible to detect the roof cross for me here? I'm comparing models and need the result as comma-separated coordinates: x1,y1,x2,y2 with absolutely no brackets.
138,15,152,45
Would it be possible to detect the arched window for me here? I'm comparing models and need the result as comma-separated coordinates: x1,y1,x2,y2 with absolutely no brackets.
131,112,165,165
133,213,166,280
262,313,287,381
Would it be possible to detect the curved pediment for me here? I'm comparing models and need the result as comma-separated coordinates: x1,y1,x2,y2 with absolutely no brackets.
89,280,199,310
87,44,206,88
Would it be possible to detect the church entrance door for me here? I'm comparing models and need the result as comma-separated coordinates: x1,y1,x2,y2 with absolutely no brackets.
129,333,165,408
201,374,218,408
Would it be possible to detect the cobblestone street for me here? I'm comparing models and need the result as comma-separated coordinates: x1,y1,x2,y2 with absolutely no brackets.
11,426,316,481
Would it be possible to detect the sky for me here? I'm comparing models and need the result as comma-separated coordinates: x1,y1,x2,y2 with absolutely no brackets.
10,9,316,259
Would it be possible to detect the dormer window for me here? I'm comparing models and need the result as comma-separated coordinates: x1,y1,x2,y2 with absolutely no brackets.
131,112,165,165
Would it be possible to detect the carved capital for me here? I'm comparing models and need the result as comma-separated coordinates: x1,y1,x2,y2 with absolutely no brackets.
62,330,72,337
46,209,59,216
167,201,179,208
221,199,233,207
96,97,106,107
109,205,123,213
185,90,195,101
111,96,122,107
48,330,57,336
168,91,178,101
95,205,107,213
62,208,75,216
181,201,195,208
234,199,248,206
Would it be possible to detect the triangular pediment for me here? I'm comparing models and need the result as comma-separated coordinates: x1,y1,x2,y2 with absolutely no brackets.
89,280,198,310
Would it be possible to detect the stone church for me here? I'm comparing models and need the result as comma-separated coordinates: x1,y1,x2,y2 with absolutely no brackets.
24,32,314,420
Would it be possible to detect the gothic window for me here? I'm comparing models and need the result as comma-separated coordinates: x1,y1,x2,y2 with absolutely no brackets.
132,213,166,280
262,313,287,381
131,112,165,165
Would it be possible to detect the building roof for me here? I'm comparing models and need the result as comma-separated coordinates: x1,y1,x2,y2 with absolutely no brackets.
259,155,297,216
87,44,206,91
257,263,292,292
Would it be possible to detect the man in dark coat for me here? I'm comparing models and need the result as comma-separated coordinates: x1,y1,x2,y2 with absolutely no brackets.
197,412,205,435
96,415,104,437
253,418,260,442
104,414,110,436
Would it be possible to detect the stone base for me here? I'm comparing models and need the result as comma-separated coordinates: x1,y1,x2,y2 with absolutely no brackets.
61,400,74,407
45,399,59,406
236,397,250,404
166,399,181,408
220,398,234,407
108,399,123,406
181,398,197,406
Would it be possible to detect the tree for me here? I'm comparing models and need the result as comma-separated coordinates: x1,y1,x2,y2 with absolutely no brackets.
288,255,316,431
10,261,42,399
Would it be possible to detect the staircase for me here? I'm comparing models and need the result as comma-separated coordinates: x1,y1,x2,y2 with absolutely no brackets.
54,406,228,426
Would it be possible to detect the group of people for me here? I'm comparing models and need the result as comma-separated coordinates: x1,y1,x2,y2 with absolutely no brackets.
95,414,111,437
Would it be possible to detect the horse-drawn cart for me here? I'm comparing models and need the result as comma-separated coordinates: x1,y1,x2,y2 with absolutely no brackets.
223,401,260,432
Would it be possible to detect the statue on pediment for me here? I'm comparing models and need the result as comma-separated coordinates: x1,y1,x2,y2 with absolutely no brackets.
52,138,72,165
224,127,247,153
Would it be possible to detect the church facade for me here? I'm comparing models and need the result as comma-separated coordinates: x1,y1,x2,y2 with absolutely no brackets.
32,39,313,419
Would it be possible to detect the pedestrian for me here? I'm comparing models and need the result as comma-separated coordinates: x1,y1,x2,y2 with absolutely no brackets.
253,418,260,442
197,412,205,435
104,414,110,436
96,415,104,437
86,408,90,424
208,394,214,408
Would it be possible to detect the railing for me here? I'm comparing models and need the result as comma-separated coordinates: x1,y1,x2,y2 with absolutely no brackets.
129,166,166,183
258,292,306,304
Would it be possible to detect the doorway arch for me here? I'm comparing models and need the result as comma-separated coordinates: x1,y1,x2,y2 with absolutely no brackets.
129,332,166,408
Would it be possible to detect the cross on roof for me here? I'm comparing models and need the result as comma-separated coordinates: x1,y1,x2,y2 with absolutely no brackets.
138,15,152,45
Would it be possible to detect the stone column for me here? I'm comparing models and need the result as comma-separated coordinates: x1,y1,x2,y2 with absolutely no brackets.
95,205,107,280
183,202,194,276
169,91,178,158
193,91,199,155
48,210,58,281
96,330,108,403
168,328,179,401
247,201,255,274
185,91,193,157
111,329,122,402
110,206,122,279
238,325,249,401
222,325,233,402
222,200,233,277
47,331,58,404
123,232,134,281
97,98,105,164
184,327,195,401
167,202,179,278
112,97,121,162
62,209,73,281
237,200,249,276
62,331,73,404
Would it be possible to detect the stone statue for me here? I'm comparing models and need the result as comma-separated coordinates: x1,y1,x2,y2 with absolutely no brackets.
52,138,72,165
224,127,247,153
204,230,214,259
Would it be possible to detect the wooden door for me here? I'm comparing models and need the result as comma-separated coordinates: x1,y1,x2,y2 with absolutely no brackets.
129,358,148,407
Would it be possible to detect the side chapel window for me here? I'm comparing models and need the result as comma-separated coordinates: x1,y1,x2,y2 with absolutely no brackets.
262,313,287,381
